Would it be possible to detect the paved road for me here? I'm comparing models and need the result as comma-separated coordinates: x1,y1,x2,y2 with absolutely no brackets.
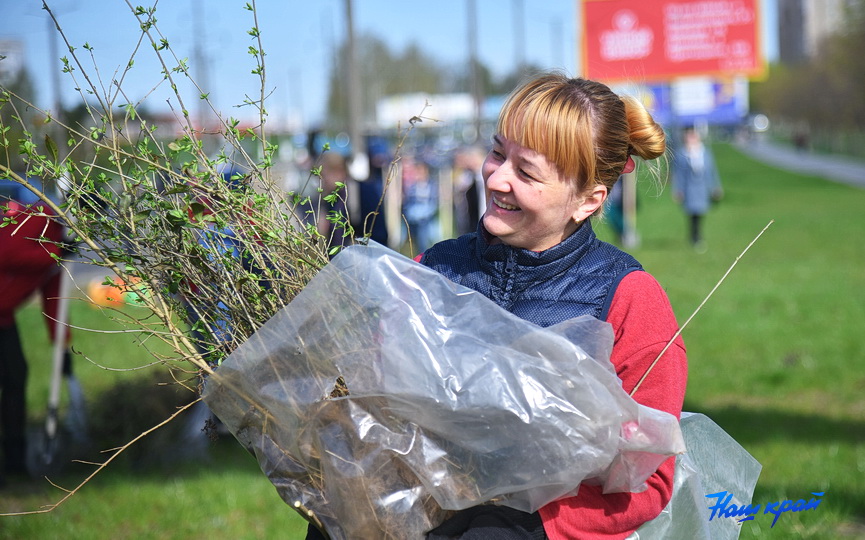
734,137,865,189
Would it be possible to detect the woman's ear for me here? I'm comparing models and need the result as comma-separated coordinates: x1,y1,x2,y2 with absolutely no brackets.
572,184,608,222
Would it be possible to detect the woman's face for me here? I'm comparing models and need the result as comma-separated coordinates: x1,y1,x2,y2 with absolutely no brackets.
481,135,605,251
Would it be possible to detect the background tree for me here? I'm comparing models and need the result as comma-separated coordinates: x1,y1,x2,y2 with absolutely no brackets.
322,34,540,134
751,0,865,155
325,34,447,131
0,69,43,174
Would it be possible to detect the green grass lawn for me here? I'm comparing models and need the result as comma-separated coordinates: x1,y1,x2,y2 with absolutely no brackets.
2,142,864,539
1,290,310,538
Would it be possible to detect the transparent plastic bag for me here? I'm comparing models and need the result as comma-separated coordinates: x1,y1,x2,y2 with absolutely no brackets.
627,412,762,540
203,243,685,539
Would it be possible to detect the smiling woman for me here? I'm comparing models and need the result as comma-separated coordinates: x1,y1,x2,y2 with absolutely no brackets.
482,133,599,252
407,72,685,540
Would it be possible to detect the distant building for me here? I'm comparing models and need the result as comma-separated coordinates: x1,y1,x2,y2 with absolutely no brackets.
778,0,850,64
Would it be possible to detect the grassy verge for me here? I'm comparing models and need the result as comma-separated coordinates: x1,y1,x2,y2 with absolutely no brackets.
0,438,305,539
2,142,863,538
2,291,308,539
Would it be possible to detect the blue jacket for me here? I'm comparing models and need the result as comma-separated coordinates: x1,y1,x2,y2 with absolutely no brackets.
419,220,642,327
672,145,721,215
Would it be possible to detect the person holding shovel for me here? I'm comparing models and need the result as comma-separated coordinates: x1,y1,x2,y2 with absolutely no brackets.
0,186,71,483
416,73,688,539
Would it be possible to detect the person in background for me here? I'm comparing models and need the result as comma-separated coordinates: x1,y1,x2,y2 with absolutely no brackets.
355,136,390,246
416,72,687,539
672,126,723,252
0,180,71,484
315,152,355,247
401,155,439,252
604,176,626,245
452,145,487,237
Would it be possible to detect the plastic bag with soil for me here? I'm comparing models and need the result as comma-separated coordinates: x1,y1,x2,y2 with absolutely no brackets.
202,242,685,539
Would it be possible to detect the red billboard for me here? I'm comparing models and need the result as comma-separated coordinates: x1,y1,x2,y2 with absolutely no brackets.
581,0,765,82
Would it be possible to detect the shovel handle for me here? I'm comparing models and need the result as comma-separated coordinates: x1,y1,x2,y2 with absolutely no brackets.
45,268,72,439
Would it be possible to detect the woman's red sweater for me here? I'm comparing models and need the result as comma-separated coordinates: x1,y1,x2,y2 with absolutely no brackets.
410,254,687,538
539,270,687,539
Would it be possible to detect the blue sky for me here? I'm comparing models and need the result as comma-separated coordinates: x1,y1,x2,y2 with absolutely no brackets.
2,1,777,130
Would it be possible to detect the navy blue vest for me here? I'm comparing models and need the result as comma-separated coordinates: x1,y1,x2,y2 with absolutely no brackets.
420,221,642,327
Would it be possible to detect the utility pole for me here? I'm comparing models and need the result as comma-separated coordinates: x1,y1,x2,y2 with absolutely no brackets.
467,0,481,141
513,0,526,70
192,0,213,151
551,17,564,68
46,14,64,159
344,0,368,180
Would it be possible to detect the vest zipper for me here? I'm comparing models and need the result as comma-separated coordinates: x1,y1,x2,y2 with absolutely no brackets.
502,251,517,305
504,253,517,275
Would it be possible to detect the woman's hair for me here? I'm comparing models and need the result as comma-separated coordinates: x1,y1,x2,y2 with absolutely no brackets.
497,72,666,194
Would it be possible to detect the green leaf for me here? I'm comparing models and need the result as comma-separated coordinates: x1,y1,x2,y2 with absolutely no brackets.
133,209,152,223
165,185,190,194
168,275,180,294
124,103,137,120
189,202,208,221
44,134,59,163
166,209,188,228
